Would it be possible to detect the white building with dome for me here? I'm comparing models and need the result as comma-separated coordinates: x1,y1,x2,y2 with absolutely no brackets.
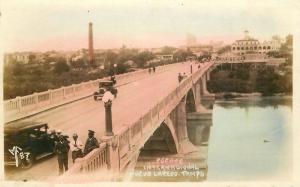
231,30,281,55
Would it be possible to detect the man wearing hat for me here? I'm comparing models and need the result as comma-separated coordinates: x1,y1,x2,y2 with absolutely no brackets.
70,133,83,163
54,133,70,175
84,130,99,155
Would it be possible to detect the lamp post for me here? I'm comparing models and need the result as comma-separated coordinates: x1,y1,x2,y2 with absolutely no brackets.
113,63,117,75
102,91,114,136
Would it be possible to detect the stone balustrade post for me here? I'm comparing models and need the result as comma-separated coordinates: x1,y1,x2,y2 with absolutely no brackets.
16,96,22,112
33,92,38,108
49,89,53,104
101,136,120,178
72,84,75,96
62,87,66,99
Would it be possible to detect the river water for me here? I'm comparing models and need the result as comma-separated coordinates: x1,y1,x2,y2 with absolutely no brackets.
207,97,293,181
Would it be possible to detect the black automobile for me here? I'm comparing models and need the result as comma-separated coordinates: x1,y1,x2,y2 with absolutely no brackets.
4,121,56,169
93,80,118,101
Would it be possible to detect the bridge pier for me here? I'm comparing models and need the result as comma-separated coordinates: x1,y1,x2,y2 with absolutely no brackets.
176,99,198,154
206,70,210,81
194,82,209,112
201,72,215,101
187,111,212,146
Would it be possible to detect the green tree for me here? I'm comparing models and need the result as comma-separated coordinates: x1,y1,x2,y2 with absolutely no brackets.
173,49,193,62
134,51,155,68
161,46,177,54
217,45,231,54
53,62,70,74
28,54,36,63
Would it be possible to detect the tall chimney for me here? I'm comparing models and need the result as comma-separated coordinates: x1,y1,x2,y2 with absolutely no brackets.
88,22,94,64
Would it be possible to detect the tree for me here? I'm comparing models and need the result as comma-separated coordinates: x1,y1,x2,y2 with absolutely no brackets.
285,34,293,46
71,58,87,70
173,49,194,62
217,45,231,54
53,62,70,74
161,46,177,54
104,51,118,65
134,51,154,68
118,47,138,63
28,54,36,63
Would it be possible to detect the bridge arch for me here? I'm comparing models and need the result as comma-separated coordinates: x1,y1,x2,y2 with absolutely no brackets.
121,119,179,178
140,120,178,155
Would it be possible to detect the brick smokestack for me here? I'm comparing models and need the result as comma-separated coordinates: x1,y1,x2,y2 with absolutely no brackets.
88,22,94,64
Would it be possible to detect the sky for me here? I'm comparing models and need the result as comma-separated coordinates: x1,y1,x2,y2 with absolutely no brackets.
1,0,299,52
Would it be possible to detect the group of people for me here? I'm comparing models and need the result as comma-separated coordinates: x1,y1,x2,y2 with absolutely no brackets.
53,129,99,175
178,72,187,83
148,66,156,74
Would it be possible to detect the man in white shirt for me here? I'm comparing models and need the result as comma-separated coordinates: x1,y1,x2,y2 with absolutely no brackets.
70,133,83,163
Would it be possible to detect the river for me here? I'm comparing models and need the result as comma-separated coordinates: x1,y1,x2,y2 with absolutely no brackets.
207,97,293,181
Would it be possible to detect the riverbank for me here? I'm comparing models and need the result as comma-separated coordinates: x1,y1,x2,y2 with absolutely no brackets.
207,63,292,97
213,95,292,109
215,92,292,100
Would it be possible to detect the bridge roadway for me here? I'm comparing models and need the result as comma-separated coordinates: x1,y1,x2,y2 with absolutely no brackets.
5,61,206,181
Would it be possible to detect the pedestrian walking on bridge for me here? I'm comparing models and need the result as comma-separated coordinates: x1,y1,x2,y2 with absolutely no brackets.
178,73,183,83
84,130,99,156
152,66,156,73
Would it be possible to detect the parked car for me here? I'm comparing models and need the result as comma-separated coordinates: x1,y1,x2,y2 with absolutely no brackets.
93,80,118,101
4,121,56,169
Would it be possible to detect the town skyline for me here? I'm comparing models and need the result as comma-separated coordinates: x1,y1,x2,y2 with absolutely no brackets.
2,32,289,54
1,0,297,52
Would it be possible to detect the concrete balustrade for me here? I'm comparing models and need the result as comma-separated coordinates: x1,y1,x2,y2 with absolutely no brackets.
81,143,108,172
62,143,108,178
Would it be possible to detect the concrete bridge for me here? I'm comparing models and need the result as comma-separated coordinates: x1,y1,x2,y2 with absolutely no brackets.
4,61,216,181
57,61,216,181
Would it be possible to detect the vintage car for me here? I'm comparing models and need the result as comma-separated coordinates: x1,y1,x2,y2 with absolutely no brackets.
93,80,118,101
4,121,56,169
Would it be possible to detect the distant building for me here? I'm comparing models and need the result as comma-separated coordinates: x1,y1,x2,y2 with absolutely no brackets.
155,54,173,61
4,52,46,64
217,52,245,62
125,60,136,67
4,52,30,64
215,51,285,66
231,30,282,55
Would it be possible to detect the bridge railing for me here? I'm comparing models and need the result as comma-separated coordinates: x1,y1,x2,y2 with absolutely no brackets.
62,142,108,177
3,62,181,123
60,61,213,179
